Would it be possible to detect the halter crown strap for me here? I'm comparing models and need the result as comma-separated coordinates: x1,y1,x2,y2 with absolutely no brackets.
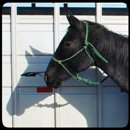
85,23,108,63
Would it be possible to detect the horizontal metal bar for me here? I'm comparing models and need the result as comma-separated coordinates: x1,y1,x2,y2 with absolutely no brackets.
2,7,128,15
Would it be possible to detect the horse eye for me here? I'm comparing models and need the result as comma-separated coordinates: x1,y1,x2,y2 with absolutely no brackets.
64,41,72,47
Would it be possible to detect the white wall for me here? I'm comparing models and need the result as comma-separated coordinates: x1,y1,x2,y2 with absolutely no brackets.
2,14,128,127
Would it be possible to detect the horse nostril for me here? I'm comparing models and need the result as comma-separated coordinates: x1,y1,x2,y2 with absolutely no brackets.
44,74,48,82
44,72,55,85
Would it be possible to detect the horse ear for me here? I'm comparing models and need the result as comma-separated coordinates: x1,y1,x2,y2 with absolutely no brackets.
66,14,84,30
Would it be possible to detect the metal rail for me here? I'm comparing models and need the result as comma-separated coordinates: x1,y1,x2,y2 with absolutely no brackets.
96,3,102,127
11,3,17,127
54,3,60,128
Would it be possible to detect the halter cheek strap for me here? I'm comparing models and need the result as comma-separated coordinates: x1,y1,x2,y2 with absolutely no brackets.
52,23,108,86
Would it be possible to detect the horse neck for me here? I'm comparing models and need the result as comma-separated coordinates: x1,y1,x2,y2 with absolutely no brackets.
89,27,128,92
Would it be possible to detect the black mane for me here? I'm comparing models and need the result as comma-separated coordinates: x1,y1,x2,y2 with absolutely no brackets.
86,20,128,68
103,28,128,67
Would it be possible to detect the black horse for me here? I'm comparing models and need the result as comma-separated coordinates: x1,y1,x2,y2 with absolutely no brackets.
44,14,128,93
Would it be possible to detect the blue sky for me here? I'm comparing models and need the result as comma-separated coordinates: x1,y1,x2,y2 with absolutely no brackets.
3,2,127,8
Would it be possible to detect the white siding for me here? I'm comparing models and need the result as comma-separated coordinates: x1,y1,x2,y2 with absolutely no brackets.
2,14,128,127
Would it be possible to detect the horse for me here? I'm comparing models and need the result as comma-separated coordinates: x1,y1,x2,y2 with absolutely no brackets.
44,14,128,93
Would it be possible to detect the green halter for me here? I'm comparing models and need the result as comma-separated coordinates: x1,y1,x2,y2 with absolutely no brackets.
52,23,108,86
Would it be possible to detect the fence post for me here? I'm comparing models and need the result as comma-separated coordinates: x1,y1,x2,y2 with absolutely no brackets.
11,3,17,127
96,3,102,23
54,3,60,127
95,3,102,127
54,3,60,51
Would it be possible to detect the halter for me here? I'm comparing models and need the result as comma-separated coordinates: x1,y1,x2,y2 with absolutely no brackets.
52,23,108,86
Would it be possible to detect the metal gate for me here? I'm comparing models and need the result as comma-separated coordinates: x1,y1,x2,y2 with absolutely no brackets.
2,3,128,127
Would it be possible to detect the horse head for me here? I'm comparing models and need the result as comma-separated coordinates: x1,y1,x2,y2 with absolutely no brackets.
44,14,99,88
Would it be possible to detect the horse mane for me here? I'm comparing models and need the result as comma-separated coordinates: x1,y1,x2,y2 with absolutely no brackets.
103,28,128,68
84,20,128,69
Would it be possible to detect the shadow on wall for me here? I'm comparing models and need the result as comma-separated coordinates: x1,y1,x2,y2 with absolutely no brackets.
7,46,54,116
6,46,128,127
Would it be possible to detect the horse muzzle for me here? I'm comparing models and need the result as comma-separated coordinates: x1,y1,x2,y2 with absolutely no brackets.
44,73,62,88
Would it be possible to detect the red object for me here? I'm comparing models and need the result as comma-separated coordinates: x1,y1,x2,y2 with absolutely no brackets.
36,87,53,93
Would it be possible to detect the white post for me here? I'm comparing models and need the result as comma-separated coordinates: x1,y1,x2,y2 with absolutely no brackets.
96,3,102,23
11,3,17,127
95,3,102,127
54,3,60,51
54,3,60,127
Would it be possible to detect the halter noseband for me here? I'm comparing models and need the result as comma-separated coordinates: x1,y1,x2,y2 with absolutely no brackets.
52,23,108,86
